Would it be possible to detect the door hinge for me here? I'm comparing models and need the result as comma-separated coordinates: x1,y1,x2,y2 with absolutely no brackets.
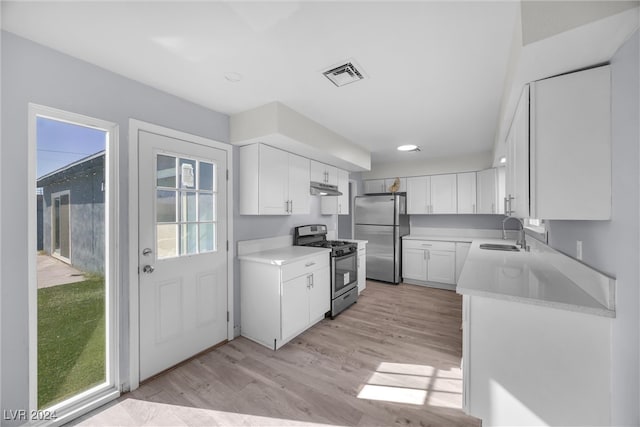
226,240,229,251
226,169,229,180
227,311,229,322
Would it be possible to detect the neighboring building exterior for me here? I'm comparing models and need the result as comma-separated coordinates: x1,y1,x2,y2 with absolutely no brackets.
37,151,105,274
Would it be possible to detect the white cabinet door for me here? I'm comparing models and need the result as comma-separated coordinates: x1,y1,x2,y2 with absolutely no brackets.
288,153,310,215
455,242,471,282
505,86,530,218
406,176,430,214
457,172,477,214
364,179,386,194
430,174,457,214
497,167,506,214
310,161,337,185
427,250,456,284
476,168,497,214
308,268,330,321
260,144,289,214
281,274,310,341
530,65,611,220
357,250,366,293
402,248,427,281
321,169,350,215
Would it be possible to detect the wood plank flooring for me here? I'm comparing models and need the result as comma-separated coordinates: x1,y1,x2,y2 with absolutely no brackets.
74,281,480,426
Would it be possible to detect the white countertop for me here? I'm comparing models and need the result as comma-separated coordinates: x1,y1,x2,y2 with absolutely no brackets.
456,239,615,317
238,245,330,266
403,234,473,243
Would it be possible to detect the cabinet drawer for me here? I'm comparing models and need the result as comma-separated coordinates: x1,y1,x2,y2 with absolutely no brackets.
403,240,455,251
282,253,330,282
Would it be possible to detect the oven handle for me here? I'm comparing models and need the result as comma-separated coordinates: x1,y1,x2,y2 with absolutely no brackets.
333,251,357,261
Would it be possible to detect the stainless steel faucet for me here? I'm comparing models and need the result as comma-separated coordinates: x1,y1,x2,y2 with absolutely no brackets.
502,216,529,251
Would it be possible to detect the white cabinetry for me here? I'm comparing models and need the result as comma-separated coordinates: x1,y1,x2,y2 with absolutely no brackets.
402,239,456,289
455,242,471,282
456,172,476,214
357,243,367,294
406,176,430,214
239,143,310,215
364,178,407,194
530,65,611,219
241,251,330,350
505,86,530,218
430,174,457,214
504,66,611,220
321,169,350,215
476,168,498,214
311,160,338,186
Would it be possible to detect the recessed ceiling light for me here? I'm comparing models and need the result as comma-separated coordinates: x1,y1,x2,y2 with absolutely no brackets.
499,156,507,164
397,144,420,152
224,72,243,83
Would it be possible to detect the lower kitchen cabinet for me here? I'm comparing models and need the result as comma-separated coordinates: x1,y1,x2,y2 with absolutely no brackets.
357,245,367,294
455,242,471,282
402,239,456,290
241,252,330,350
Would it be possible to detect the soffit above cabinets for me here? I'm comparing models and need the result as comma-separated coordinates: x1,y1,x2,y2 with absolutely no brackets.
230,102,371,172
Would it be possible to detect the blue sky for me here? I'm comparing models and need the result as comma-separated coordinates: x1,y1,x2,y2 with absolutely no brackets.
37,117,106,179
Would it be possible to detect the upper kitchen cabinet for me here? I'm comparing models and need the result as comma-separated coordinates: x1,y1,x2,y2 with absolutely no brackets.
530,65,611,219
407,174,456,214
406,176,430,214
457,172,477,214
239,143,310,215
363,178,407,194
505,85,530,218
504,66,612,220
430,174,457,214
310,160,338,186
321,169,350,215
476,168,498,214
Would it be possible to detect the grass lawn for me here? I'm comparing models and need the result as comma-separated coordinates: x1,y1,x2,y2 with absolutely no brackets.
38,276,105,409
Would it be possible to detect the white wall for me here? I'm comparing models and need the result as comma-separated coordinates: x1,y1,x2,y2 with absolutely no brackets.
362,150,493,180
0,31,229,423
545,31,639,425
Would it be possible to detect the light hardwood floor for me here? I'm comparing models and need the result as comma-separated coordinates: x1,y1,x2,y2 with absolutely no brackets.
74,281,480,426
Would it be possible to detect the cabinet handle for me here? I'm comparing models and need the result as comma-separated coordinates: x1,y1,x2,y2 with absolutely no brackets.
338,203,341,214
309,274,314,287
423,251,426,260
472,203,476,214
305,261,316,267
491,203,495,214
290,200,293,213
421,244,432,247
307,275,311,288
426,250,430,260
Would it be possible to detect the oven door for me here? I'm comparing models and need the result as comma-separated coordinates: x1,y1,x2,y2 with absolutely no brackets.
332,251,358,298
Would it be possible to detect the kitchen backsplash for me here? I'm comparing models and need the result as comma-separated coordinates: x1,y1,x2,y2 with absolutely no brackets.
410,214,520,230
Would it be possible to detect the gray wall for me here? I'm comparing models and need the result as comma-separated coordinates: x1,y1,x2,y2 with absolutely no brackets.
545,31,639,425
410,214,520,230
1,31,229,422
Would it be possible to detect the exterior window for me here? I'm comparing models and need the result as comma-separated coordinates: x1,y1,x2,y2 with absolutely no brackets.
156,154,217,259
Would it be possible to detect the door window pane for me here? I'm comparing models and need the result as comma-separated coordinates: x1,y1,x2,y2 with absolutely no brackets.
157,224,178,259
157,155,176,188
157,190,177,222
180,191,197,222
199,162,214,191
199,193,214,221
181,223,198,255
199,223,215,252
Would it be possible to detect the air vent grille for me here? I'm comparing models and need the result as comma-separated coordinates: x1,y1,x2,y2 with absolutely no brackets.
323,62,365,87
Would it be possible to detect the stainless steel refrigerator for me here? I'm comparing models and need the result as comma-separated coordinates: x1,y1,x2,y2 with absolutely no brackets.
354,194,409,284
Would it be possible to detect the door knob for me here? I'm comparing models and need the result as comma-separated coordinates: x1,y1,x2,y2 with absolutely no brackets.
142,265,155,274
142,248,153,256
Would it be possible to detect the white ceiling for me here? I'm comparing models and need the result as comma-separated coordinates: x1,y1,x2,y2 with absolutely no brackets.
1,1,519,165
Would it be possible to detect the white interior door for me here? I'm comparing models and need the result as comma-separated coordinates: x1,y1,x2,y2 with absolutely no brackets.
138,130,228,381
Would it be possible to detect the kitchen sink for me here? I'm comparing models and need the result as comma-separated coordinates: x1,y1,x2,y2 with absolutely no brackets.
479,243,520,252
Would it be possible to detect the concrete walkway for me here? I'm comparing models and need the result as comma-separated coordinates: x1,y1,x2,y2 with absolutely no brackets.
37,254,86,288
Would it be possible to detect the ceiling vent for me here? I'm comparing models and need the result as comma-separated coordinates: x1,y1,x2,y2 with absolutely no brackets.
323,61,365,87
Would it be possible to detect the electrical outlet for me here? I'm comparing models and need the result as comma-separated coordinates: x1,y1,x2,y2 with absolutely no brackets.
576,241,583,260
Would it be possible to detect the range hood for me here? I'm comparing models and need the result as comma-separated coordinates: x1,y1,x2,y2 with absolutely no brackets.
310,181,342,196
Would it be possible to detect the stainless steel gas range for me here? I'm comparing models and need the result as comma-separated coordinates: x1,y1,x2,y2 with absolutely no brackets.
294,224,358,318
